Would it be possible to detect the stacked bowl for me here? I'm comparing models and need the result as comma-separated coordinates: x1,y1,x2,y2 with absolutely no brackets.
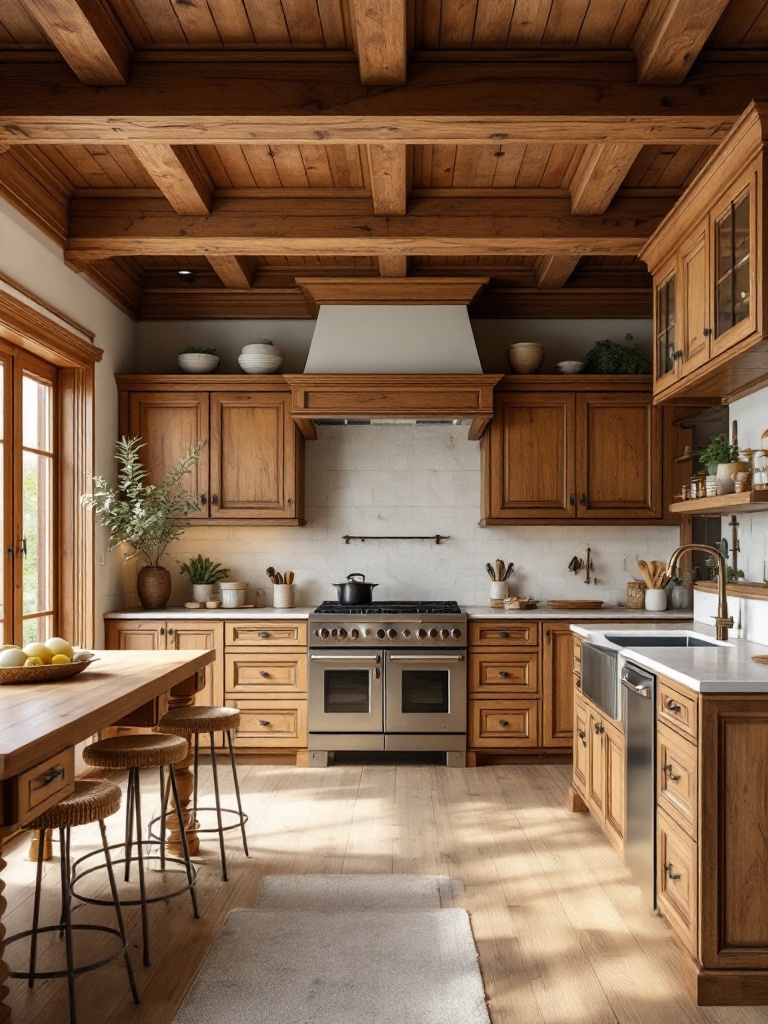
238,339,284,374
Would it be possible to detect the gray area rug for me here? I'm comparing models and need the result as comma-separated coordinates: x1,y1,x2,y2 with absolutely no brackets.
173,876,490,1024
254,873,464,911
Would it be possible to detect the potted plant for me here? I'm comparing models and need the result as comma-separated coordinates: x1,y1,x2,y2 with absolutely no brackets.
178,346,219,374
582,334,649,374
694,434,750,495
82,436,204,609
179,555,230,602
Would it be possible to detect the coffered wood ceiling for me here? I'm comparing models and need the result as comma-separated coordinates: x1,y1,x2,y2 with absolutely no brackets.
0,0,766,320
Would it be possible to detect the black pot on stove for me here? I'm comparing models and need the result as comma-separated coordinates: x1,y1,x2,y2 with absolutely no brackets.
332,573,379,605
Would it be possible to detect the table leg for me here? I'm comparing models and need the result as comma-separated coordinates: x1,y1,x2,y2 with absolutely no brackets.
165,687,200,857
1,846,10,1021
27,829,52,863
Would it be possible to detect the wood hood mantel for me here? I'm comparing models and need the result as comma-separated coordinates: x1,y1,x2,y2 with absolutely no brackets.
283,374,504,440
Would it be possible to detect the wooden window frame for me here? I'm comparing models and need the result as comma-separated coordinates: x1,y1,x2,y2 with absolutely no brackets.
0,281,103,647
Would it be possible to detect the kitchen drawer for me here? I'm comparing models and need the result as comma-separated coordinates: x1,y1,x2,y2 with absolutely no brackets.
469,699,540,748
573,696,589,794
225,652,307,696
469,621,539,648
658,676,698,742
225,620,307,648
227,699,307,748
657,807,698,957
657,724,698,839
18,748,75,824
469,652,539,696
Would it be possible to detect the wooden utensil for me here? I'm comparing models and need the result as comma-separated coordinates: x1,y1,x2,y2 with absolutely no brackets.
636,560,654,589
503,562,515,581
285,571,294,585
485,563,497,581
496,559,504,581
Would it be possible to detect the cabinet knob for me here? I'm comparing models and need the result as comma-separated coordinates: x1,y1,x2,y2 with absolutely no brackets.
42,765,66,787
159,627,165,636
259,671,270,678
498,631,509,639
258,631,270,638
703,327,712,337
498,670,509,678
258,719,271,727
664,862,681,881
577,729,586,747
168,627,174,636
672,350,683,360
498,720,509,727
569,494,575,507
211,493,218,506
594,723,605,735
666,698,681,713
200,494,207,506
579,494,586,506
664,763,681,782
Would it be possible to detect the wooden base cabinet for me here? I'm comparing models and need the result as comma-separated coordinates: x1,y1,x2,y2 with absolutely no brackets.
577,694,625,854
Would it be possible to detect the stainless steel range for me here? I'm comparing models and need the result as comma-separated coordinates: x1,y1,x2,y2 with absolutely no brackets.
308,601,467,767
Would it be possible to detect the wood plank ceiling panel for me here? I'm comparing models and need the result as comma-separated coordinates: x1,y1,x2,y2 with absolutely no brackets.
0,0,52,44
622,145,711,188
708,0,768,45
120,0,187,45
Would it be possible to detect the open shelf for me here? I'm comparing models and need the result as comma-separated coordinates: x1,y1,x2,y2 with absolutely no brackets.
669,490,768,516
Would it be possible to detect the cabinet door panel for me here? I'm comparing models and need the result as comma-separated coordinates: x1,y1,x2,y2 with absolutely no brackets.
542,625,574,747
469,699,540,747
127,393,209,517
488,394,575,518
166,620,224,707
576,394,661,518
210,392,294,518
106,620,165,651
573,697,588,795
654,264,679,393
604,726,625,852
711,174,758,356
469,652,539,696
657,808,698,957
681,227,710,375
587,712,605,816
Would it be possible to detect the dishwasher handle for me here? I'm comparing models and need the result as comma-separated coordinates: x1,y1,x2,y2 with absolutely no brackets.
621,668,653,698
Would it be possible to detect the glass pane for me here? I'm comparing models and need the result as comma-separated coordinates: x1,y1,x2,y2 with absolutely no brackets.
734,259,751,325
717,279,734,337
734,193,750,264
22,374,53,453
716,209,733,281
667,278,676,328
324,670,371,714
23,614,54,646
401,670,450,714
22,451,53,618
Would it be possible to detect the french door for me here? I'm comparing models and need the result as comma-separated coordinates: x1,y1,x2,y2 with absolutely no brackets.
0,342,58,645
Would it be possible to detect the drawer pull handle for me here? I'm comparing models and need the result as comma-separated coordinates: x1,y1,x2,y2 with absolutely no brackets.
42,765,65,787
498,631,509,638
498,670,510,678
258,631,270,639
664,862,681,881
664,763,681,782
259,671,270,678
258,719,271,727
666,698,682,713
498,719,509,727
577,729,586,747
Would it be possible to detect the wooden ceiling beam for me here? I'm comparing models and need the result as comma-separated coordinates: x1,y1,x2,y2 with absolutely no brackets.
206,256,253,289
0,59,757,145
633,0,731,85
378,255,409,277
534,256,581,290
569,143,643,215
131,145,213,215
65,195,668,260
349,0,408,85
17,0,131,85
368,144,408,215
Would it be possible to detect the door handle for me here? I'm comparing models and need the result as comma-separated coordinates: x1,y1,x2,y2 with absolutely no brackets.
594,723,604,735
200,494,207,506
498,720,509,727
498,670,509,678
664,763,681,782
18,537,27,557
664,863,681,881
579,494,586,506
259,671,270,678
258,720,271,727
389,654,464,661
569,494,575,507
211,494,218,506
577,729,586,747
666,698,682,712
310,654,380,662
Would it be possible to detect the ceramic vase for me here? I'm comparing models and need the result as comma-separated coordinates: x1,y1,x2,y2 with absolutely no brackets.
191,583,215,602
644,588,667,612
507,343,544,374
137,565,172,609
716,461,750,495
490,581,509,601
273,583,295,608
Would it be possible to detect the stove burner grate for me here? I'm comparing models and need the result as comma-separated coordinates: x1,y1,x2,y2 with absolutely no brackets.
313,601,462,615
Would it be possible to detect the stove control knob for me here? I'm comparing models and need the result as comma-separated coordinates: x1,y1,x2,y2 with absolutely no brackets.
451,628,462,640
440,629,450,639
428,628,438,639
330,628,339,638
362,628,372,637
349,628,359,640
402,628,411,638
387,628,397,639
317,628,329,640
337,628,347,640
376,628,386,639
416,628,427,640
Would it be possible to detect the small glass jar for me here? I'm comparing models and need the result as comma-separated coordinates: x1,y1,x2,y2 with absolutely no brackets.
705,475,718,497
690,476,701,499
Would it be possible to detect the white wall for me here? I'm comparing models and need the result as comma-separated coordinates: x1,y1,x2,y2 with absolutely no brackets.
163,424,679,609
137,317,652,375
0,198,137,643
723,385,768,585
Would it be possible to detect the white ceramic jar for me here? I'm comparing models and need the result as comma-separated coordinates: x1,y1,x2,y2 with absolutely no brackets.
273,583,295,608
644,588,667,612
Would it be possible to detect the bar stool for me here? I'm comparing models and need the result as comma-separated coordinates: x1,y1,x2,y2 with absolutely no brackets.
151,706,248,881
71,734,198,967
6,780,139,1024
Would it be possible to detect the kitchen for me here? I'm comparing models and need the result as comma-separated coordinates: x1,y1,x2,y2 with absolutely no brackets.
3,2,768,1022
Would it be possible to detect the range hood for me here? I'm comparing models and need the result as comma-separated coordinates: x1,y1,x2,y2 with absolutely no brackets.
285,279,502,440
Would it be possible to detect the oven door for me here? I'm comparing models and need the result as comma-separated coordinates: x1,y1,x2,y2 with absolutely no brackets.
308,652,383,732
384,652,467,733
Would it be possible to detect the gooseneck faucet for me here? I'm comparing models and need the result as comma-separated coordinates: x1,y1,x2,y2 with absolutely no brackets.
667,544,734,641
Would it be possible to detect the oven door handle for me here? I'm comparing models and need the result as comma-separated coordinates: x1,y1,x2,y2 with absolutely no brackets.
310,654,380,662
388,654,465,661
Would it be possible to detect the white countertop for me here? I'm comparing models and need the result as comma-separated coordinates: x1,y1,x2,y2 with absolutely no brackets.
462,606,692,621
105,606,316,620
572,620,768,693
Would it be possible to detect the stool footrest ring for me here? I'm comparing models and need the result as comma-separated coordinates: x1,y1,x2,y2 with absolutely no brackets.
70,841,197,908
7,924,128,980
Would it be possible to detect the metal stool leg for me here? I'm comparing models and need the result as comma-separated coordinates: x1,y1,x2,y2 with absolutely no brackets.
124,769,135,883
59,827,77,1024
27,822,46,987
158,766,167,871
209,732,228,881
169,765,199,919
227,730,249,857
99,819,140,1005
192,732,200,825
133,770,150,966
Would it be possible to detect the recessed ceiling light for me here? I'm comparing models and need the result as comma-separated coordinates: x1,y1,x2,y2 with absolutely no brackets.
177,269,196,282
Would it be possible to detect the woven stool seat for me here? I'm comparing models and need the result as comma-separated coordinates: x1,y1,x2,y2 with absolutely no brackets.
83,733,188,770
23,780,122,832
155,705,240,735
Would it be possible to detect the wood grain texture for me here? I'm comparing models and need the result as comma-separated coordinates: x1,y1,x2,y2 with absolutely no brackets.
17,0,131,84
131,145,213,215
349,0,407,84
295,275,486,313
542,625,574,748
633,0,731,85
534,255,580,289
207,255,253,289
378,254,409,277
569,143,644,214
367,144,407,215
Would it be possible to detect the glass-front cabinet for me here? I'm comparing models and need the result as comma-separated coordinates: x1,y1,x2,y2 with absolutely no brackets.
712,178,756,354
654,265,678,391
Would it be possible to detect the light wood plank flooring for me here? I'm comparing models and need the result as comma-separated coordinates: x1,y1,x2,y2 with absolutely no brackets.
3,763,768,1024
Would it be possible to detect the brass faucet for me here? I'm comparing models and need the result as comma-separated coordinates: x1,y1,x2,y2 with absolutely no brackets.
667,544,734,641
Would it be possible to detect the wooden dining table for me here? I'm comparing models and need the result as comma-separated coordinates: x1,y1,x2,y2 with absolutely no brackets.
0,648,215,1022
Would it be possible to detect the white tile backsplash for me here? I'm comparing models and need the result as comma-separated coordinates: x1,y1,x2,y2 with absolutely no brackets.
724,386,768,590
157,424,680,609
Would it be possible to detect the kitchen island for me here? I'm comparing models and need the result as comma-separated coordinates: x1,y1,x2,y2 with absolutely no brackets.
0,649,215,1022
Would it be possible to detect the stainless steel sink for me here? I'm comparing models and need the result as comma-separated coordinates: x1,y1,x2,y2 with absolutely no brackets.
603,633,720,648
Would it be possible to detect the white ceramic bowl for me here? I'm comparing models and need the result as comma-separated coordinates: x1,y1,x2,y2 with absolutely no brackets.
238,354,284,374
507,343,545,374
178,352,220,374
556,360,585,375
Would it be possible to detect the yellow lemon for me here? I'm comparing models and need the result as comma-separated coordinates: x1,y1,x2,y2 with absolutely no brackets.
45,637,75,659
22,642,53,665
0,648,27,667
51,654,72,665
24,656,43,667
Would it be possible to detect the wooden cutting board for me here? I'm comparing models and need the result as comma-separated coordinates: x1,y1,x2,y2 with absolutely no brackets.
547,599,604,610
752,654,768,664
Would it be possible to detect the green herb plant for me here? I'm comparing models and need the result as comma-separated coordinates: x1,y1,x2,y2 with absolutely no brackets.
182,346,218,355
694,434,741,470
582,334,649,374
82,436,204,567
179,555,230,585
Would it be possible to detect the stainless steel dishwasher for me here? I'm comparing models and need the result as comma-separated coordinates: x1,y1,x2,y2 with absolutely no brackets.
620,657,656,908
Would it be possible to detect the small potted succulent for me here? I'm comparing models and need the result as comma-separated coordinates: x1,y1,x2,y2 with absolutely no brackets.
694,434,750,495
178,346,220,374
179,555,230,602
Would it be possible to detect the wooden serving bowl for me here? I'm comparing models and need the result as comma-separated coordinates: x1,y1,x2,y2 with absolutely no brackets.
0,656,98,685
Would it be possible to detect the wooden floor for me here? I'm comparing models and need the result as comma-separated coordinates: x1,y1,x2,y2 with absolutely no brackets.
3,763,768,1024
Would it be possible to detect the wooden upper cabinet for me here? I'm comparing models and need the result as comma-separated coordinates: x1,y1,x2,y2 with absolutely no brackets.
210,392,297,519
127,392,209,518
483,392,575,520
680,225,711,375
576,393,661,518
654,263,679,393
711,174,757,357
